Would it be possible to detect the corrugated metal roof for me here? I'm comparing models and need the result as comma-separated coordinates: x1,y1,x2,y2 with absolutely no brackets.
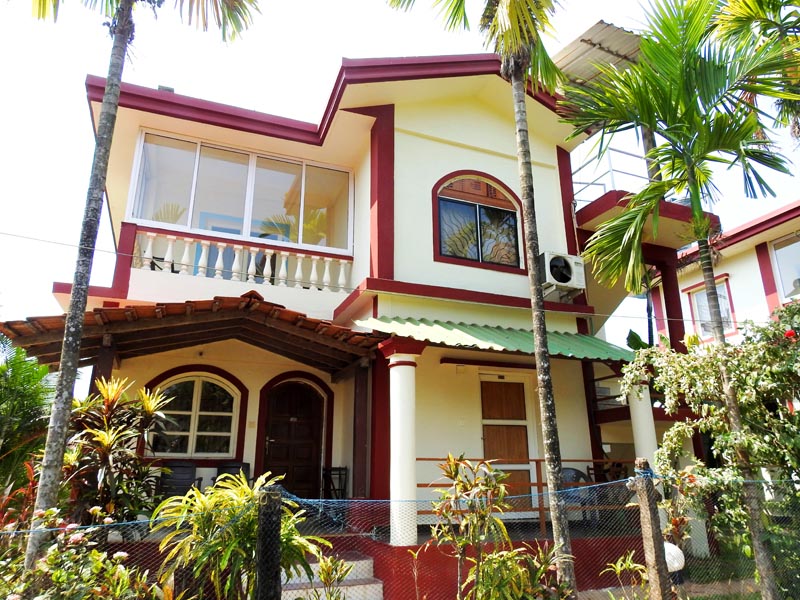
554,20,640,87
356,317,633,363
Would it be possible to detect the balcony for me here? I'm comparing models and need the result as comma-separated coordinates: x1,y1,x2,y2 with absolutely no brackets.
110,222,354,317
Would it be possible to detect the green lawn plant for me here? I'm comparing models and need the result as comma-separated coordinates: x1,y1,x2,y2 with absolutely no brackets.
426,454,570,600
152,471,328,600
601,551,647,600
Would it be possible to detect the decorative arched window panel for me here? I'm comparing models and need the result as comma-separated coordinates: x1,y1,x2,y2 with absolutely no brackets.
434,174,524,272
151,374,240,458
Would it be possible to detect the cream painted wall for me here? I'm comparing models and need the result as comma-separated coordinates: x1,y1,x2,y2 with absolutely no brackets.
376,293,578,332
411,346,590,502
392,97,568,296
113,339,354,495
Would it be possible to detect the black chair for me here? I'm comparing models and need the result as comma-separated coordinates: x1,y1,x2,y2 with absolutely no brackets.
562,467,594,521
213,461,251,484
323,467,348,499
159,460,202,497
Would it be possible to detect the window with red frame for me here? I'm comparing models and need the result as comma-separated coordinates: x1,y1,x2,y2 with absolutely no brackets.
437,178,520,268
690,281,735,338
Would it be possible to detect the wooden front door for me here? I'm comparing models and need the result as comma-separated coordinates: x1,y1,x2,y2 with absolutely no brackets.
264,382,323,498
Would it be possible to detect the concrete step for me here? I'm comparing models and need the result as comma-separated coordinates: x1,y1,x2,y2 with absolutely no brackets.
282,552,382,600
285,551,374,584
281,577,384,600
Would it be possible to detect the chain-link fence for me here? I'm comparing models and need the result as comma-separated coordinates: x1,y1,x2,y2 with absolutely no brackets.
3,475,799,599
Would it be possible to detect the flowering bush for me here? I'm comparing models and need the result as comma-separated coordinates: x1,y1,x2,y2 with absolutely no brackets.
1,509,160,599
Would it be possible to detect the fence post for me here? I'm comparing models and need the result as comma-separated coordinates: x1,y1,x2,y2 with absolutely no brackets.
256,485,282,600
633,457,671,600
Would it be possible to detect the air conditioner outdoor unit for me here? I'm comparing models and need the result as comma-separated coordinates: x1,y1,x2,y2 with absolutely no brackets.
538,252,586,294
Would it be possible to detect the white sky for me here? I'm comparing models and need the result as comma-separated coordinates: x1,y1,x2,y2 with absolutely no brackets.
0,0,797,348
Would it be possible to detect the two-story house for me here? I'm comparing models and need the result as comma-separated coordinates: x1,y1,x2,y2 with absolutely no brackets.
1,33,712,591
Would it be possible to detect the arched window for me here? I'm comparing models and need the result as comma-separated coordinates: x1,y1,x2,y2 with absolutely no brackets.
434,174,522,270
151,374,240,458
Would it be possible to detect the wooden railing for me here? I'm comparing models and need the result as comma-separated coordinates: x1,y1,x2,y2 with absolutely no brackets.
129,224,353,293
417,457,637,536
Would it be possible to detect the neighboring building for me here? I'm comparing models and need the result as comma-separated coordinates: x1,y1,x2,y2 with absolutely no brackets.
653,199,800,344
0,40,710,591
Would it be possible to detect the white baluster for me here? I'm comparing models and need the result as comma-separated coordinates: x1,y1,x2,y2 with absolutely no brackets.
293,254,305,289
141,233,156,270
214,243,226,279
163,236,176,274
277,251,288,286
231,245,243,282
247,248,258,283
309,256,320,291
179,238,193,276
338,259,349,293
322,258,332,292
262,249,274,285
198,240,210,277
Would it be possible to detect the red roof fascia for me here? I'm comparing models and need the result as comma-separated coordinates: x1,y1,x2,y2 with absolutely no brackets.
86,53,561,146
680,198,800,261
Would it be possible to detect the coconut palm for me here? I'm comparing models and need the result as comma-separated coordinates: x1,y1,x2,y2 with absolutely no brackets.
26,0,259,569
561,0,799,597
388,0,576,592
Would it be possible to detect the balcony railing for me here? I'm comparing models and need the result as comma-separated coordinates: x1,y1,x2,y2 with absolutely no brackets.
126,223,353,293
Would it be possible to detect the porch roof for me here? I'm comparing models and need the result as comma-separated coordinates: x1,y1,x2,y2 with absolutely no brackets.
0,291,388,378
356,317,634,364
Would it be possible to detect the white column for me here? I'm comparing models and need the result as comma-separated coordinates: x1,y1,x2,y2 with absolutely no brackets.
628,385,659,465
388,352,420,546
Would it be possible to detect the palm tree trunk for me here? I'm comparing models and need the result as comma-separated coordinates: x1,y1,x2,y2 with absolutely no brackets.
507,57,576,596
24,0,134,569
697,237,779,600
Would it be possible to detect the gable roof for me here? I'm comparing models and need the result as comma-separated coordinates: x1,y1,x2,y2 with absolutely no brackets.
86,54,560,148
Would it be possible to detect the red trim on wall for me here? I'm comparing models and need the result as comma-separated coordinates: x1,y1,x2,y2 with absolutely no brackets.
440,357,534,370
386,360,419,369
681,273,731,294
756,242,781,316
144,364,249,463
651,286,668,339
254,371,335,479
342,277,595,314
657,261,686,352
370,354,390,499
345,105,395,280
430,170,528,274
557,147,579,256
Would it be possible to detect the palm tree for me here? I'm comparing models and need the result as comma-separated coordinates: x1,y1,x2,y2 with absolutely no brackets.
561,0,799,597
25,0,258,569
717,0,800,137
388,0,576,592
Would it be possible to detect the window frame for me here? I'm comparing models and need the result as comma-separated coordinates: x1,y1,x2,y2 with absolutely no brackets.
683,275,738,341
432,173,526,274
151,373,241,459
127,129,355,256
770,233,800,304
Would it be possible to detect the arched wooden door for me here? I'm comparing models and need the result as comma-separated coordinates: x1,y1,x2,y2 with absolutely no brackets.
263,381,324,498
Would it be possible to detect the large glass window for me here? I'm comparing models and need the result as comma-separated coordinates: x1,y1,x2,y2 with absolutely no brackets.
152,376,238,457
773,236,800,300
133,133,351,251
437,177,520,268
691,281,735,338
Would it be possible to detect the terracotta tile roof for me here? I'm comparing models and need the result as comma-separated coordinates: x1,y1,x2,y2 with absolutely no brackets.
0,291,388,378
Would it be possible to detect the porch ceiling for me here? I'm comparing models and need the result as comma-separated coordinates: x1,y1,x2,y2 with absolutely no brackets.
356,316,634,364
0,291,388,378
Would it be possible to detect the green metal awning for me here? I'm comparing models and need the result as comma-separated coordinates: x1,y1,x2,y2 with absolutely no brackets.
356,316,634,363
